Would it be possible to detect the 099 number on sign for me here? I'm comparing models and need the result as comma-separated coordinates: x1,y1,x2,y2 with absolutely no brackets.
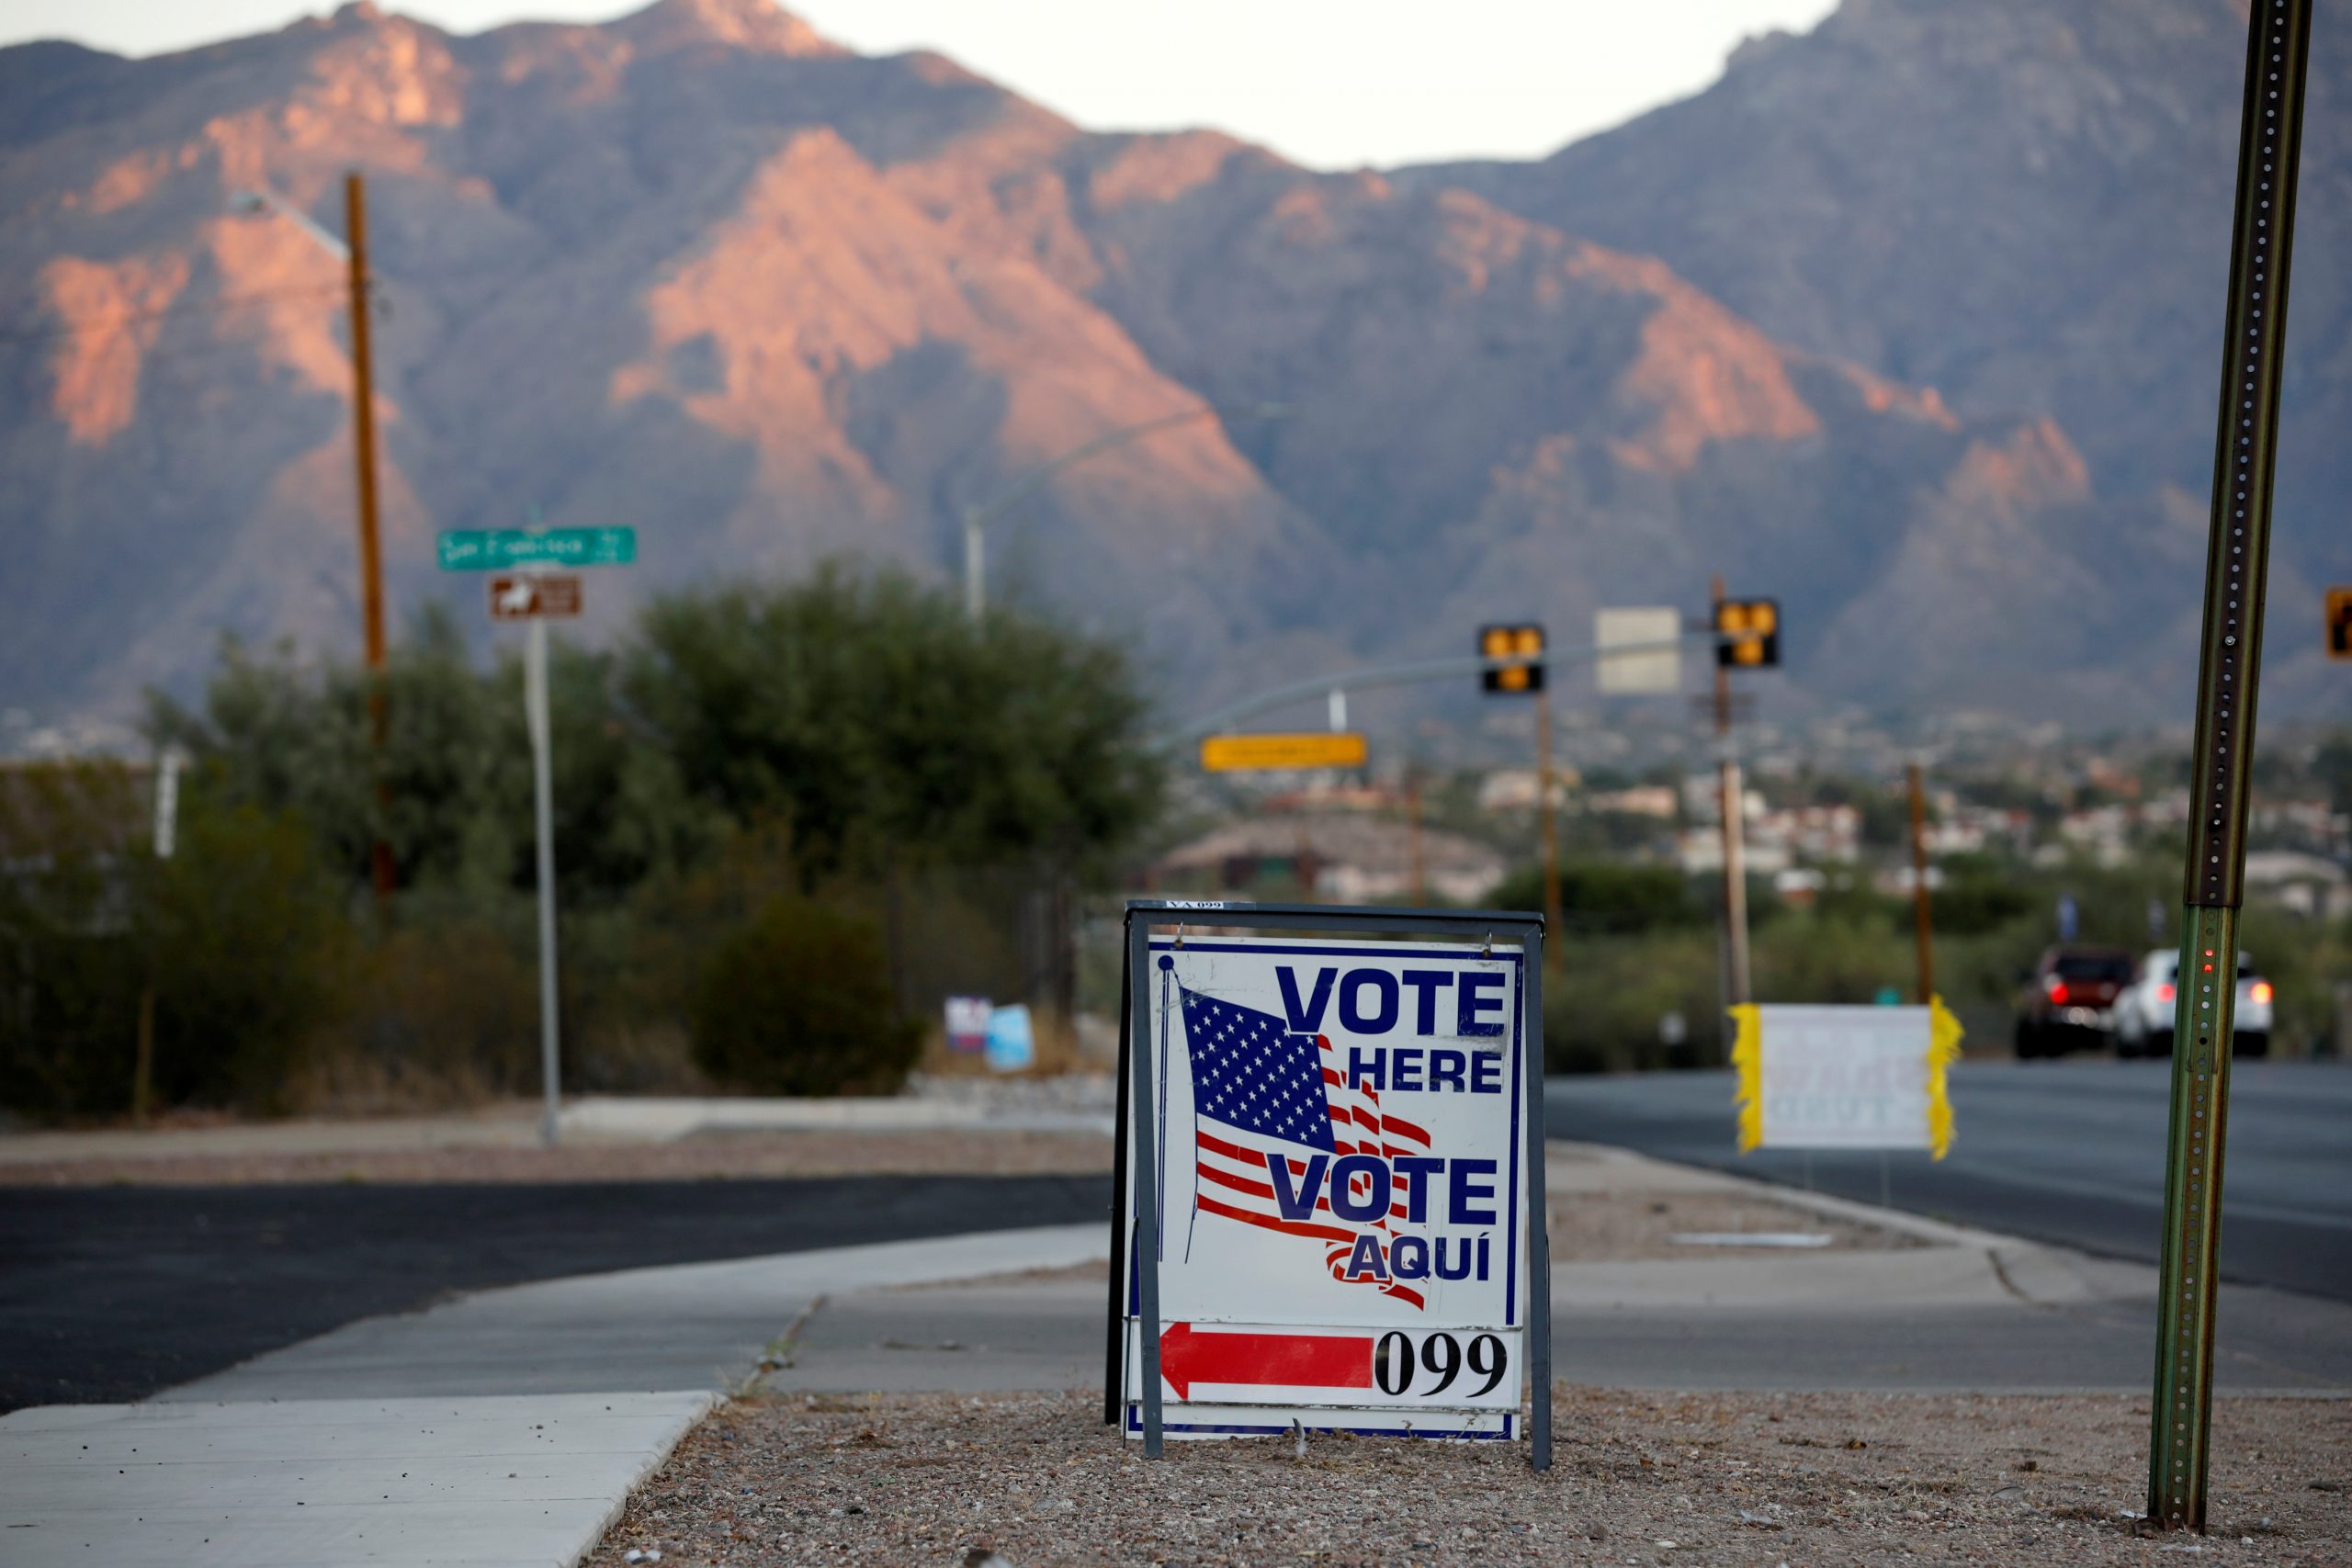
1374,1330,1508,1399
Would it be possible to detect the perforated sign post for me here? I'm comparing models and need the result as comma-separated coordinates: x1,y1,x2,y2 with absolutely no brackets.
1106,899,1551,1468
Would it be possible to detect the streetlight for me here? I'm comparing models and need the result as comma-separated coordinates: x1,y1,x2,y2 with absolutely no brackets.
232,175,394,904
960,401,1293,620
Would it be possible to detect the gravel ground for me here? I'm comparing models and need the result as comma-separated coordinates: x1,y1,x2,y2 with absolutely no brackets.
589,1388,2351,1567
0,1129,1115,1186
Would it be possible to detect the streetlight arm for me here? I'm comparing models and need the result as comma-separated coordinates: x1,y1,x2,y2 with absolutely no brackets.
1166,634,1715,744
967,401,1293,537
230,187,351,263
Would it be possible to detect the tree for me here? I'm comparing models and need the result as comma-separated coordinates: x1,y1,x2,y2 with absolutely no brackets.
618,567,1164,879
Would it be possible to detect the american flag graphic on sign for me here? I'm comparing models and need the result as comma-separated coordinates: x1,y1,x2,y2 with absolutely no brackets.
1177,983,1430,1311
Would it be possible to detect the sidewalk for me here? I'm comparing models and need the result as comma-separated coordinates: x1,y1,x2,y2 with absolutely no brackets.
0,1226,1104,1568
6,1141,2346,1567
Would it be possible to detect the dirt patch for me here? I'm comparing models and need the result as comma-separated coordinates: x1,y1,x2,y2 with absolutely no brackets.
1551,1189,1924,1260
588,1387,2350,1567
0,1128,1115,1186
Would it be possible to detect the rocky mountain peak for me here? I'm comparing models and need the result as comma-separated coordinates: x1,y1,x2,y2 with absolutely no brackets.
605,0,843,59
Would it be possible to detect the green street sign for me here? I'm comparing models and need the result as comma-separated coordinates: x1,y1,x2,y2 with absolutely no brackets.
437,527,637,570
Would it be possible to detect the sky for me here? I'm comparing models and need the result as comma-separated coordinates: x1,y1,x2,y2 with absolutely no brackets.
0,0,1841,169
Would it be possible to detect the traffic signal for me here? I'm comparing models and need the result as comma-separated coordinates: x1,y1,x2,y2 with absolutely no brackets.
2329,587,2352,660
1479,623,1545,694
1714,597,1781,668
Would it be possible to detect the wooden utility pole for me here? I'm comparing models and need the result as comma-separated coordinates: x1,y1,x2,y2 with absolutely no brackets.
345,172,394,906
1907,761,1935,1004
1712,575,1750,1006
1535,687,1562,962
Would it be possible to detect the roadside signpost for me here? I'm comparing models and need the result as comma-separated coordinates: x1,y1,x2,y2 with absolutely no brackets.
488,574,582,620
1199,732,1367,773
436,526,636,570
1109,899,1551,1468
2148,0,2312,1532
439,525,637,1147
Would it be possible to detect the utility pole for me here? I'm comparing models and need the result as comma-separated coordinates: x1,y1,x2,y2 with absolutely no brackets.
2148,0,2311,1532
1712,575,1750,1007
524,565,563,1148
1907,761,1935,1005
344,172,394,907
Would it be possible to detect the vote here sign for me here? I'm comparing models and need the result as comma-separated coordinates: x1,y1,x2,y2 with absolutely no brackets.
1729,1001,1962,1156
1122,931,1534,1443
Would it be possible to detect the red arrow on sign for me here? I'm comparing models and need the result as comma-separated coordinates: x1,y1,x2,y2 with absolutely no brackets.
1159,1322,1374,1401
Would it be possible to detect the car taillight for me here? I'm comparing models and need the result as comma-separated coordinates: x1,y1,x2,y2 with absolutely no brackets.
2249,980,2273,1005
2156,983,2176,1004
2046,979,2070,1004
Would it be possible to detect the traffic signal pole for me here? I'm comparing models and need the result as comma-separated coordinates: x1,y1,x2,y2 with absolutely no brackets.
1712,576,1750,1007
2148,0,2311,1531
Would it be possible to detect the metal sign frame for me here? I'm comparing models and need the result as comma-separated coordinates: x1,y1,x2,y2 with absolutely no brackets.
1105,898,1552,1469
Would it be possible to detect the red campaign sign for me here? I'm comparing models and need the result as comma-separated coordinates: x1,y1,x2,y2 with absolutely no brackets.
1158,1322,1371,1400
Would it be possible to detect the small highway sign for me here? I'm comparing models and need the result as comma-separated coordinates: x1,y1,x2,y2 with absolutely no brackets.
1116,913,1546,1459
488,574,582,620
2329,587,2351,660
1199,732,1367,773
1594,607,1681,694
437,527,636,570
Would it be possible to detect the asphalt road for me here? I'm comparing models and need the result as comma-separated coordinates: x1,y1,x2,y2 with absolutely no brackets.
0,1173,1108,1412
1545,1060,2352,1303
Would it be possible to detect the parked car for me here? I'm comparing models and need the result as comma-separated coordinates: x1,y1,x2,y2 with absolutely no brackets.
2112,948,2273,1059
2014,946,2136,1058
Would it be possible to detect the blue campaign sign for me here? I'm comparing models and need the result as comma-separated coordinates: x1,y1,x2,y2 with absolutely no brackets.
984,1004,1035,1073
437,527,637,570
1118,927,1537,1449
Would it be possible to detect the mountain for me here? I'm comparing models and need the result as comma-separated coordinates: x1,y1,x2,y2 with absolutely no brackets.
1407,0,2352,716
0,0,2335,731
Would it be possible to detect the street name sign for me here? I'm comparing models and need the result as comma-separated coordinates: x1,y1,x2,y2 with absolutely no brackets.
1112,900,1551,1467
437,527,637,570
1595,607,1682,694
488,574,582,620
1729,1001,1962,1156
1199,732,1367,773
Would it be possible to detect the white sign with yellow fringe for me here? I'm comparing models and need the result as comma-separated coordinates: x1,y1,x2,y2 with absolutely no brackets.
1730,1001,1960,1157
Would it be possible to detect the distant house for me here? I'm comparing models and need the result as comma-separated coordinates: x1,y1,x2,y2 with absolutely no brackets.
1147,813,1507,907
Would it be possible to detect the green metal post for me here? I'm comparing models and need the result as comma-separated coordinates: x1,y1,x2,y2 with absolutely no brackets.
2148,0,2312,1532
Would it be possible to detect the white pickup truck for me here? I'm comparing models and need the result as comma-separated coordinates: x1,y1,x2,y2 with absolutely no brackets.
2112,947,2274,1059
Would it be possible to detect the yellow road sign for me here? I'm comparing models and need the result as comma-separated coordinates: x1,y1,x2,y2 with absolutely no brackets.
1200,732,1369,773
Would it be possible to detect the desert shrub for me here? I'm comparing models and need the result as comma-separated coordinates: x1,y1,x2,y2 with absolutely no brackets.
691,896,919,1095
0,783,347,1121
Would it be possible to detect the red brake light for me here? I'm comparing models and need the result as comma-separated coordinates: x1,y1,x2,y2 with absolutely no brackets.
2249,981,2273,1005
2046,979,2070,1005
2156,983,2176,1004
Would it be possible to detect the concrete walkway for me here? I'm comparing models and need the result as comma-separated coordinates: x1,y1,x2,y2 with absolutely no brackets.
0,1393,712,1568
0,1226,1104,1568
767,1145,2352,1401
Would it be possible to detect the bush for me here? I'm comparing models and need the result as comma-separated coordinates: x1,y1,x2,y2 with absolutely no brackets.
690,896,919,1096
0,779,347,1121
